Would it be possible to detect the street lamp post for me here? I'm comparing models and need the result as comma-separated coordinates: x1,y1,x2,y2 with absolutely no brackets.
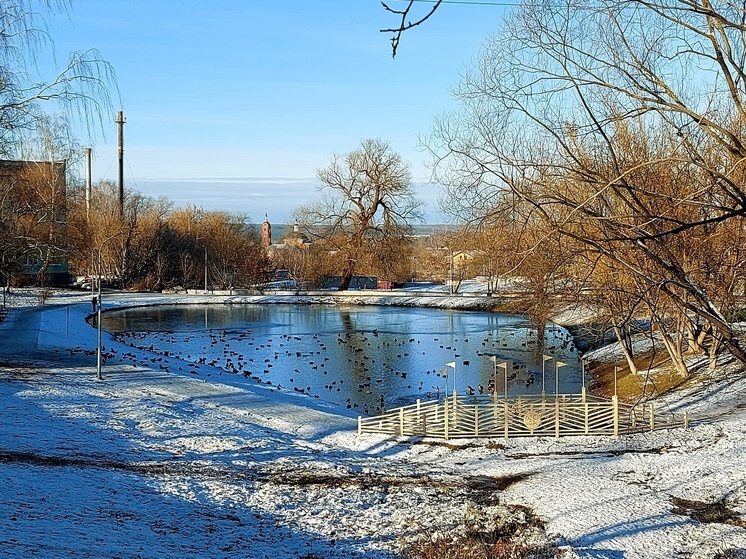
488,356,498,406
96,271,102,379
193,235,209,294
498,361,508,401
446,361,456,398
96,231,124,380
487,256,493,296
448,251,454,295
441,367,450,440
614,365,618,397
445,361,457,432
489,355,509,402
555,360,567,400
204,245,208,293
542,355,553,398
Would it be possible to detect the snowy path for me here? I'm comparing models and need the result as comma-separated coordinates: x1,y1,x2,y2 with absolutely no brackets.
1,293,745,557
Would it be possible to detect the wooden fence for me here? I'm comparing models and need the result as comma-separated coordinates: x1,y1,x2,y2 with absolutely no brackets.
357,391,688,439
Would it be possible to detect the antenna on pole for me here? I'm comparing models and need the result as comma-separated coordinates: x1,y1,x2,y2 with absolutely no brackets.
116,110,126,218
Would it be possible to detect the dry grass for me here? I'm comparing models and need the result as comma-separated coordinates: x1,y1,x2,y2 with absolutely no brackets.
400,502,563,559
413,439,507,451
714,549,746,559
588,353,686,402
671,496,746,528
403,537,557,559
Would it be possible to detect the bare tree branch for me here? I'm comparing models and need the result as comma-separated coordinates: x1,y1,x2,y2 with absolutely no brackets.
380,0,443,58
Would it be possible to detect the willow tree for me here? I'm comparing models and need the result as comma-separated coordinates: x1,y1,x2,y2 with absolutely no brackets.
295,139,421,290
0,1,114,150
428,0,746,365
0,0,114,288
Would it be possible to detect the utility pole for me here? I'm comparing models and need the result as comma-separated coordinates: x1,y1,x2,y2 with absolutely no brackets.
85,147,92,222
116,111,125,218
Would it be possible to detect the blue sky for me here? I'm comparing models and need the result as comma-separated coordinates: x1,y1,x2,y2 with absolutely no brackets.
46,0,510,222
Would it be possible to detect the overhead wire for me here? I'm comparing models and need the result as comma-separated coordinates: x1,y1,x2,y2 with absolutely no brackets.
391,0,520,6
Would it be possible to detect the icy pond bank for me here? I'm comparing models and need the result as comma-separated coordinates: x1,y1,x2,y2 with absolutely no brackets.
1,289,745,558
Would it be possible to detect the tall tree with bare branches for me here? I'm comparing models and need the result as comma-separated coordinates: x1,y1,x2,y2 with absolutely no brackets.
294,139,422,290
428,0,746,364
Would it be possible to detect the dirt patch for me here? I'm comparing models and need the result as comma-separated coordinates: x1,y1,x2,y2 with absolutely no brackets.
464,474,529,492
412,439,507,451
587,355,687,401
0,449,529,496
265,469,530,499
508,447,672,460
671,496,746,528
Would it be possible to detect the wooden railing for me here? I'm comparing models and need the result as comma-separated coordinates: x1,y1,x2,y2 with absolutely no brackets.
358,391,688,440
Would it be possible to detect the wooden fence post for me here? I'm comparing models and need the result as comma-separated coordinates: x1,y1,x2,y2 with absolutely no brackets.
503,401,509,439
453,392,458,430
474,405,479,437
416,399,422,435
444,398,449,440
612,395,619,437
399,407,405,436
584,398,589,434
554,399,560,439
649,401,655,431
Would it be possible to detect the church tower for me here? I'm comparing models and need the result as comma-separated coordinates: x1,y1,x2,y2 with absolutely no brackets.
261,213,272,247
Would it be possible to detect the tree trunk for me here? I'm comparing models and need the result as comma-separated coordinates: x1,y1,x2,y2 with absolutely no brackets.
653,317,689,378
708,328,722,371
338,267,353,291
612,322,639,376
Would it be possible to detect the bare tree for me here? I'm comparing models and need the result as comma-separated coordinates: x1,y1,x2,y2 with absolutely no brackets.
197,211,268,289
428,0,746,364
295,139,422,290
67,187,271,291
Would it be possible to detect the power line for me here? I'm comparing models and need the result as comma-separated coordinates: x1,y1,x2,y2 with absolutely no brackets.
392,0,519,6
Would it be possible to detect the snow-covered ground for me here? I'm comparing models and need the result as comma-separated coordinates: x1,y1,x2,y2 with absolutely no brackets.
1,288,745,558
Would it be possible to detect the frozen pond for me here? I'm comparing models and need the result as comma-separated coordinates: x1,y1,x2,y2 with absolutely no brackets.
104,304,583,415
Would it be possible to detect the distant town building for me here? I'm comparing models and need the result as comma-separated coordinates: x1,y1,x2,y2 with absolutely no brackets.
261,214,272,247
452,250,486,269
320,275,378,290
0,159,69,285
282,223,312,248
